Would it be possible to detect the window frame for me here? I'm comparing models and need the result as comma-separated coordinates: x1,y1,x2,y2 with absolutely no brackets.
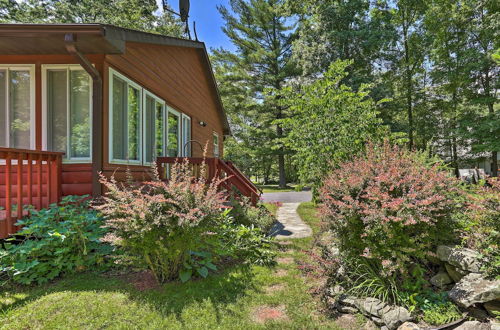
109,68,143,165
42,64,93,163
167,107,182,157
213,132,220,158
0,64,36,150
142,89,166,165
181,113,192,157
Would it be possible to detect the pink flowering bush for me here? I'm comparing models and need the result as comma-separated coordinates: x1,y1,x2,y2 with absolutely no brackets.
97,159,228,283
320,142,462,279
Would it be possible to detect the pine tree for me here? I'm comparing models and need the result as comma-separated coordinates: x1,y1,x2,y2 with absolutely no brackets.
213,0,298,187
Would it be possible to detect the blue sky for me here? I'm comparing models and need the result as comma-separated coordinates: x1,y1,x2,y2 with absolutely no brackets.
160,0,235,52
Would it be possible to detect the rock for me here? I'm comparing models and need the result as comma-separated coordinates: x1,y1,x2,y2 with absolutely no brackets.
449,273,500,308
446,263,467,282
484,300,500,317
338,305,358,314
467,306,490,320
381,307,412,330
338,295,358,308
430,271,453,288
397,322,421,330
454,320,491,330
437,245,485,273
491,322,500,330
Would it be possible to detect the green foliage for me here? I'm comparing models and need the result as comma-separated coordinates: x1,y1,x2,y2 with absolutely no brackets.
321,142,461,282
213,0,299,187
0,196,111,285
179,251,218,283
0,0,185,37
279,60,386,185
457,178,500,278
215,214,276,267
229,197,276,233
418,293,462,325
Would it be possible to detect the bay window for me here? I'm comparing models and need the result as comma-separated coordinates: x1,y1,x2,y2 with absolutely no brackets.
44,65,92,160
0,66,34,149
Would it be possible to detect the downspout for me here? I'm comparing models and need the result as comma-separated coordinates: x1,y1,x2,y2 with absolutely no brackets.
65,33,103,196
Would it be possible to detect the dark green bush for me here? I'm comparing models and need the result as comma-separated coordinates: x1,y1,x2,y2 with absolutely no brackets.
229,197,276,233
0,196,111,285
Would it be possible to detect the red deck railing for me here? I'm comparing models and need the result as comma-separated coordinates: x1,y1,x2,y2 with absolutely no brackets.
156,157,261,205
0,148,64,238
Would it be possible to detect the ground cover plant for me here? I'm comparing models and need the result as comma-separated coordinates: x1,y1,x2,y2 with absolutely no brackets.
0,196,111,285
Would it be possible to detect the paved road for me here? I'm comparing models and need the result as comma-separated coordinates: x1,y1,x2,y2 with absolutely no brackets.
261,191,312,203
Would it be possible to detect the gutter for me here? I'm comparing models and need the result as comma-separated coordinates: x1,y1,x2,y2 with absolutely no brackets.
64,33,103,197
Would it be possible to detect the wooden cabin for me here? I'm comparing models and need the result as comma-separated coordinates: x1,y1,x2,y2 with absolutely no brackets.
0,24,259,238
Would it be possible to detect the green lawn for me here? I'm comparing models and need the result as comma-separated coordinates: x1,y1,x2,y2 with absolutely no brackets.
256,185,297,193
0,202,355,330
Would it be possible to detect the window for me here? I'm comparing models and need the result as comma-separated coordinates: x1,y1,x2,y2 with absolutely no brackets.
181,114,191,157
144,92,165,163
167,109,181,157
213,133,220,158
0,65,34,149
109,69,142,163
44,66,92,161
109,68,191,164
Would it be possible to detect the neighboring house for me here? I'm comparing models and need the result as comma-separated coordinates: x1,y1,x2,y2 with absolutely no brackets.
0,24,258,238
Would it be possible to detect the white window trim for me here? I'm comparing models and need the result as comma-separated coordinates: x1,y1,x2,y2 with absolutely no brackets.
213,132,220,158
109,68,143,165
41,64,93,163
0,64,36,149
181,113,192,157
142,89,165,165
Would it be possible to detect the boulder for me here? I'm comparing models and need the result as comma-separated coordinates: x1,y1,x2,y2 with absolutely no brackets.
491,322,500,330
397,322,421,330
437,245,485,273
449,273,500,308
445,263,467,282
430,271,453,288
454,321,491,330
381,307,412,330
484,300,500,317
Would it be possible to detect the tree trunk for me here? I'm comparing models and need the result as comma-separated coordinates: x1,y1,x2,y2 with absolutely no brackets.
485,72,497,177
277,123,287,188
403,12,414,150
491,151,498,177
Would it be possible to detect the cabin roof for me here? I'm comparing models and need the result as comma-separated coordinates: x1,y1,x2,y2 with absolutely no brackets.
0,23,230,135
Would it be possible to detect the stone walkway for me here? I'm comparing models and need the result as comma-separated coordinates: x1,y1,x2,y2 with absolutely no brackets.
269,202,313,240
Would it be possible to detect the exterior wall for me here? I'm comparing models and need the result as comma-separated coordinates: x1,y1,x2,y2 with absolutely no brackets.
104,42,224,160
0,44,226,191
0,54,103,196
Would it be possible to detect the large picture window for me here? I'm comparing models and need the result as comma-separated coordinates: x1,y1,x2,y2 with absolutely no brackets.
0,66,34,149
109,68,191,165
44,65,92,161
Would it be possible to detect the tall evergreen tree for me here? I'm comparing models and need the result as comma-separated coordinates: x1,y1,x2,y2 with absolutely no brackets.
213,0,298,187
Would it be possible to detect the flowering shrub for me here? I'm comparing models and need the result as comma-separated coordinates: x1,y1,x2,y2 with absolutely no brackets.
319,142,461,279
98,159,228,283
458,178,500,278
229,197,276,233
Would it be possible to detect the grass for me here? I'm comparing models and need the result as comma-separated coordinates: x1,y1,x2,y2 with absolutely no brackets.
0,202,355,330
257,184,297,193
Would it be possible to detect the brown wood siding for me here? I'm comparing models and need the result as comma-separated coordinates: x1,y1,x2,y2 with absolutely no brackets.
104,42,224,168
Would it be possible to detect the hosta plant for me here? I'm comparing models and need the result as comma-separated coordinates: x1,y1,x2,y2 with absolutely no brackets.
0,195,111,285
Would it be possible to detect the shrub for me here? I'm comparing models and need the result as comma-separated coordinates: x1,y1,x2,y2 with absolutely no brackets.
320,142,461,281
229,197,276,233
458,178,500,278
0,196,111,285
98,159,228,283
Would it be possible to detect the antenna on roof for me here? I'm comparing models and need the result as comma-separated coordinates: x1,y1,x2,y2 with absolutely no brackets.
162,0,193,40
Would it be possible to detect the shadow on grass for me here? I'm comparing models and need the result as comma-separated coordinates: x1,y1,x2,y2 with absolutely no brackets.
0,263,258,324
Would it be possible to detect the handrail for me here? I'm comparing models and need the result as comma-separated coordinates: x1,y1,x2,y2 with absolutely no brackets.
0,148,64,238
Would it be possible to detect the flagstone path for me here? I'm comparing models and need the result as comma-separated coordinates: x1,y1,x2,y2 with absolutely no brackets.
269,202,313,240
